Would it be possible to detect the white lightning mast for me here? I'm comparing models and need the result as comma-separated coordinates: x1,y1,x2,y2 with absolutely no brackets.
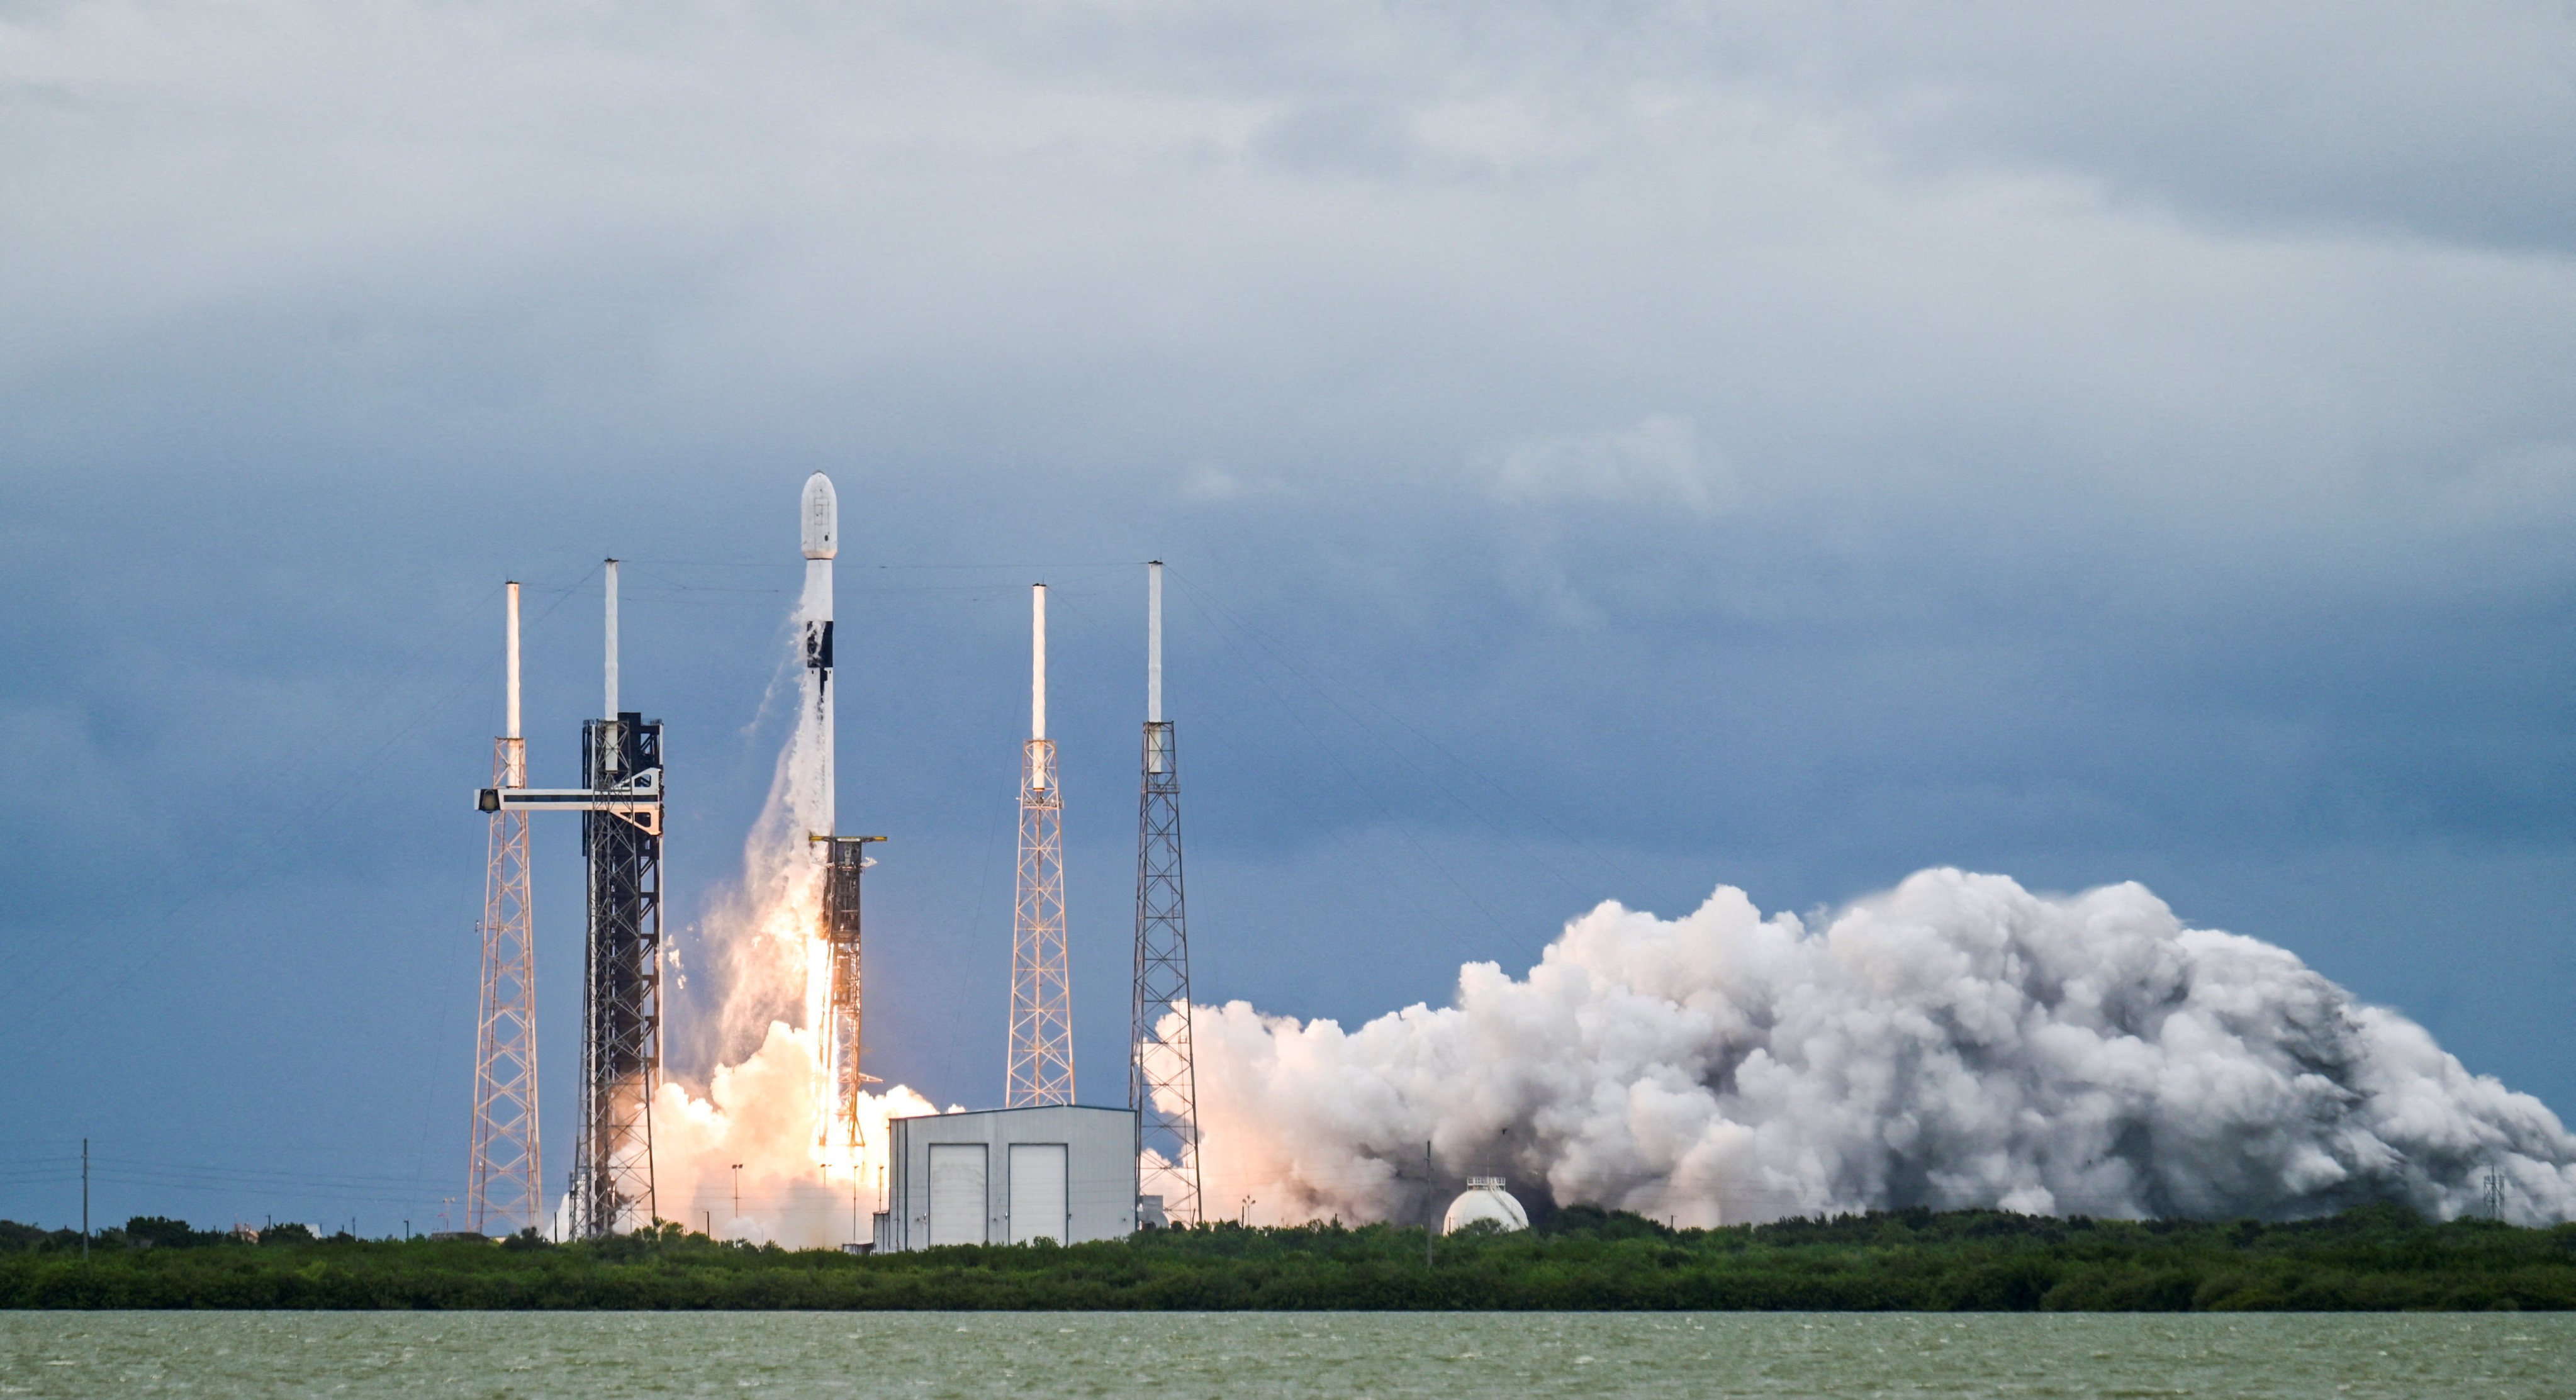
1009,583,1074,1106
1131,561,1202,1224
468,581,541,1235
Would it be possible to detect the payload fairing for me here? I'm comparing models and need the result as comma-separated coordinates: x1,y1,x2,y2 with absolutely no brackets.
802,471,837,836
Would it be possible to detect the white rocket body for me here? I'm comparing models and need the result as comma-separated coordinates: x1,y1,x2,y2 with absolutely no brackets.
802,473,837,839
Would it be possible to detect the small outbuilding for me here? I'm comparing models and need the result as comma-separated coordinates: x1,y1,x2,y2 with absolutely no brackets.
1442,1177,1530,1235
873,1104,1138,1252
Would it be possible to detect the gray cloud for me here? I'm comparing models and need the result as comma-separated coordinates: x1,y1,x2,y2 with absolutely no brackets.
1,0,2570,1226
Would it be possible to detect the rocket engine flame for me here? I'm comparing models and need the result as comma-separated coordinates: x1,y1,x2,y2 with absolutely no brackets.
1190,869,2576,1228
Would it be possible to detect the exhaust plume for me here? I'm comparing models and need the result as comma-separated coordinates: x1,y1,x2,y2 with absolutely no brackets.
1191,869,2576,1227
651,561,940,1248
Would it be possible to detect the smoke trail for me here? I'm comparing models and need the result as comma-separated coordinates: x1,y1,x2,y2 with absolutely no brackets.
1190,869,2576,1227
649,567,939,1248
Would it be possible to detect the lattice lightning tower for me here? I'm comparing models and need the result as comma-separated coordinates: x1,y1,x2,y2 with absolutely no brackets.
1131,561,1204,1225
1008,583,1075,1106
468,581,541,1236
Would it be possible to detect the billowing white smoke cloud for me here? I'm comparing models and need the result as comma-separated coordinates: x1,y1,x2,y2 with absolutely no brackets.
1192,870,2576,1227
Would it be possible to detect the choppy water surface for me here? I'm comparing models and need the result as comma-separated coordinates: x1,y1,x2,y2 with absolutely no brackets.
0,1311,2567,1397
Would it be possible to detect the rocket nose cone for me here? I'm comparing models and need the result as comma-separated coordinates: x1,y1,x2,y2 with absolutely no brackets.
801,473,838,559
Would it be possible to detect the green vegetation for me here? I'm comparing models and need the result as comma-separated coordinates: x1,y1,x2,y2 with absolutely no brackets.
4,1204,2573,1310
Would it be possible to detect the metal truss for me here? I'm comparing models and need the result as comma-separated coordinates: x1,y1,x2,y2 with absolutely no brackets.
573,714,663,1238
1131,719,1203,1225
1009,737,1075,1107
467,735,540,1236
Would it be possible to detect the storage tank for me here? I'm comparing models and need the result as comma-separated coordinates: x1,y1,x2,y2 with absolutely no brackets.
1441,1177,1529,1235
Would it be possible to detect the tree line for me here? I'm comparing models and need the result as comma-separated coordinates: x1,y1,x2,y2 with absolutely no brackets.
4,1203,2573,1310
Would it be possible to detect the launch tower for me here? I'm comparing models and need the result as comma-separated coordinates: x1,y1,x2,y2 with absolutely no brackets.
466,581,541,1236
1130,561,1204,1224
1008,584,1075,1107
474,562,667,1236
576,561,665,1237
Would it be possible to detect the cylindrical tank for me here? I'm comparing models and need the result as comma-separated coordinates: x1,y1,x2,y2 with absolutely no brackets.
1441,1177,1529,1235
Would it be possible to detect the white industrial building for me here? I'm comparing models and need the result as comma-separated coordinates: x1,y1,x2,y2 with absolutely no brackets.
873,1104,1139,1252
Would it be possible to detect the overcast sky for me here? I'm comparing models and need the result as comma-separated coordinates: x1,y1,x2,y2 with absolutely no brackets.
4,0,2572,1232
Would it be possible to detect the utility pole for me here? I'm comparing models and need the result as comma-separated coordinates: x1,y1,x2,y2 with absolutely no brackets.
1424,1141,1435,1268
730,1163,743,1237
80,1139,88,1262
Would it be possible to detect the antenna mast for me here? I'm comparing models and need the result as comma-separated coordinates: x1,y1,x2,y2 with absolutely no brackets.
1131,561,1203,1224
1008,583,1075,1106
468,581,541,1235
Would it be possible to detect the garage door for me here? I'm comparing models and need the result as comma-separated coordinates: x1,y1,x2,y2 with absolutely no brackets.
927,1143,987,1246
1009,1143,1067,1245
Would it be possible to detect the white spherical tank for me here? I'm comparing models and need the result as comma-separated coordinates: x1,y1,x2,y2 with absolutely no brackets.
801,471,838,559
1441,1177,1529,1235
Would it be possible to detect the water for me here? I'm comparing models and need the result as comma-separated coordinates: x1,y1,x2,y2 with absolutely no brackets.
1,1311,2566,1397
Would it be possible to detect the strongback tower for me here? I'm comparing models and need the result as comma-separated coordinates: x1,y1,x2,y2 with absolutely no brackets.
1009,583,1075,1107
578,704,663,1236
468,581,541,1236
576,561,665,1236
1131,561,1204,1225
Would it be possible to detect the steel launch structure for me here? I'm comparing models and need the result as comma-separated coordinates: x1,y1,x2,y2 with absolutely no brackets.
467,583,541,1237
576,562,666,1237
478,562,667,1238
1008,584,1075,1107
1131,561,1204,1225
469,487,1224,1236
